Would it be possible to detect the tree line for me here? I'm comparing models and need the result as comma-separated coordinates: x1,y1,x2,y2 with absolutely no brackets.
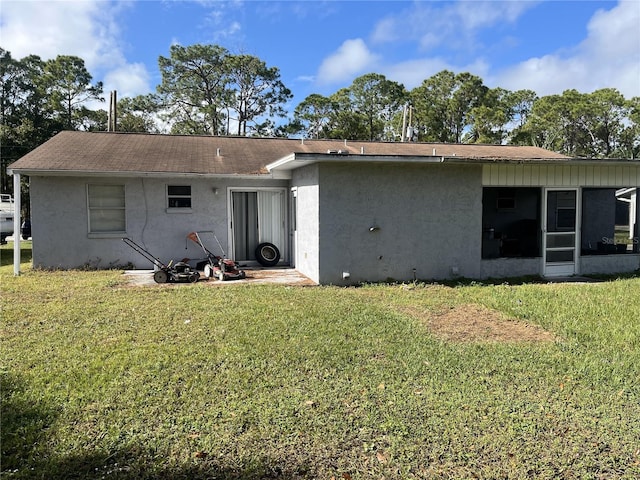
2,43,639,192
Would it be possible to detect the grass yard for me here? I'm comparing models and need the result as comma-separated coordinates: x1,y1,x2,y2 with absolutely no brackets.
1,242,640,479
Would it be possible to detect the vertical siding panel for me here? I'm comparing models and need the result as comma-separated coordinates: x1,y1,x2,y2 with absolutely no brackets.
490,165,499,185
522,165,532,186
506,165,514,185
579,165,586,185
538,165,549,186
513,165,522,185
562,165,569,185
594,166,602,186
543,164,550,186
505,165,514,185
520,165,531,186
586,165,594,186
498,165,507,184
531,164,540,185
569,165,578,187
548,165,558,186
546,165,554,186
605,166,614,186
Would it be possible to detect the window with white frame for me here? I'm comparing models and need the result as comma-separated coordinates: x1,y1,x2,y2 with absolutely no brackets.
87,184,126,233
167,185,192,208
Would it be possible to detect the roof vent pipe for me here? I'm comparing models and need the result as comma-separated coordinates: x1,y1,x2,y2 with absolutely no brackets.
361,147,364,154
216,148,221,156
433,148,436,155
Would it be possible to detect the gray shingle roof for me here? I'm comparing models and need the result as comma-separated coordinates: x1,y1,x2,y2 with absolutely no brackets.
8,130,571,176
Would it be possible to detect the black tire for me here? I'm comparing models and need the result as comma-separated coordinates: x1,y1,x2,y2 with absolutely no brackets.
196,260,208,271
153,270,169,284
255,242,280,267
188,272,199,283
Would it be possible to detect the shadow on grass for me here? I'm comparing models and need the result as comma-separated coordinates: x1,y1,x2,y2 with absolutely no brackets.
434,271,640,287
1,370,60,475
5,445,313,480
0,241,32,267
1,371,314,479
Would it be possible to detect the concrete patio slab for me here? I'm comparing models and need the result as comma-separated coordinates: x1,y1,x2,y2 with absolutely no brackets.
124,267,316,287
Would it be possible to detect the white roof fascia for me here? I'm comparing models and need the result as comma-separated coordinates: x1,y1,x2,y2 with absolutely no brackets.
266,153,447,173
267,153,640,172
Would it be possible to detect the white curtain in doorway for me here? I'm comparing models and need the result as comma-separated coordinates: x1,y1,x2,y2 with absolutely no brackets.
258,190,284,247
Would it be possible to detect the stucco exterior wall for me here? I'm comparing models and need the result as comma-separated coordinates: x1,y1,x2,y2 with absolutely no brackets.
315,162,483,284
291,164,320,283
29,175,287,269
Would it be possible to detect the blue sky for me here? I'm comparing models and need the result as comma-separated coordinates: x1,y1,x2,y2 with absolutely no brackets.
1,0,639,115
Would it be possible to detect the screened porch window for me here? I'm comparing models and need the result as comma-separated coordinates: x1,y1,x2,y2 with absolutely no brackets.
581,188,638,255
87,184,126,233
482,187,541,259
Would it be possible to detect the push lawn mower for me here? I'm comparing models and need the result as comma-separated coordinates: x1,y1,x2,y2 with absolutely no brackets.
186,231,246,281
123,237,200,284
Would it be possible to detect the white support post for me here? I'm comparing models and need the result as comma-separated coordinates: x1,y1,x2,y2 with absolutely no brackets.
634,190,639,243
13,173,21,276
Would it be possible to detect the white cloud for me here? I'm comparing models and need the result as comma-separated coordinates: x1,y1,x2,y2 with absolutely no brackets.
383,58,490,91
103,63,151,99
368,0,639,98
0,0,152,97
316,39,379,85
493,0,640,97
371,1,535,52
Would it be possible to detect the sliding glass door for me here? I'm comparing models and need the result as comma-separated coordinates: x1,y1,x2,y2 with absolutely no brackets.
231,189,286,263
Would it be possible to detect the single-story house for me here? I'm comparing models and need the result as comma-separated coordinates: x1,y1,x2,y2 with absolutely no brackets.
7,131,640,284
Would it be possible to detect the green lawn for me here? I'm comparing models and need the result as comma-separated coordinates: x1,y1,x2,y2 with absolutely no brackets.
2,243,639,479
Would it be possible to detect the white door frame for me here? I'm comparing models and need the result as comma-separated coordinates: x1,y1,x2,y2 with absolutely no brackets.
290,187,298,268
542,187,581,277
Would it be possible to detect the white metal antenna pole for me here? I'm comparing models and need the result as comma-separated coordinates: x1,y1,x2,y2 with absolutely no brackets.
401,105,407,142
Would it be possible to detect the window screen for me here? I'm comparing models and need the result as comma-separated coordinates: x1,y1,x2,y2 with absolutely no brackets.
88,184,126,233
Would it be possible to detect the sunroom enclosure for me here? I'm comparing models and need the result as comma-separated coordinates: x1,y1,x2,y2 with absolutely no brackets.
480,163,639,278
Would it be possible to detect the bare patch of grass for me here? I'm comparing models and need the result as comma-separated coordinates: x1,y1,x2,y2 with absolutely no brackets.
405,303,557,343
